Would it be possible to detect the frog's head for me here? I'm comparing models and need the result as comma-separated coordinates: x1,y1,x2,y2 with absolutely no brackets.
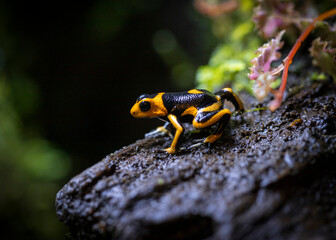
130,93,167,118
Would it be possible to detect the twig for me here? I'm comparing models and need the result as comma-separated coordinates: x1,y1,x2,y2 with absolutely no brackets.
269,7,336,111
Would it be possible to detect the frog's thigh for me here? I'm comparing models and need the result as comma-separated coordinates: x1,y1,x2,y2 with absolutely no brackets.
192,109,231,129
204,111,231,143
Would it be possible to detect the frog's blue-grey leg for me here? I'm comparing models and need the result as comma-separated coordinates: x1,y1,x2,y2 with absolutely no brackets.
145,122,173,138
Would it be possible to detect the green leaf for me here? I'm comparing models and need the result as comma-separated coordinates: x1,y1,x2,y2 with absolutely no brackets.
309,37,336,81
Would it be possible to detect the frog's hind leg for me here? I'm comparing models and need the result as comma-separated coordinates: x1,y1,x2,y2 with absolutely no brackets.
215,88,244,112
192,109,231,143
204,112,231,143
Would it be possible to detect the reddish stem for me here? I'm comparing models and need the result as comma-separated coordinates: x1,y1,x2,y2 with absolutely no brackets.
269,7,336,111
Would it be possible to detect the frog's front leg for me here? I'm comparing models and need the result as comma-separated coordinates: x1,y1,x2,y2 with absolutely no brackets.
192,109,231,143
165,114,184,154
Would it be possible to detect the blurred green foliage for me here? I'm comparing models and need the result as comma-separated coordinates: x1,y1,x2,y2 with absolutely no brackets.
196,0,261,93
153,29,196,89
88,0,156,42
151,0,261,93
0,72,71,239
1,0,168,237
0,1,71,238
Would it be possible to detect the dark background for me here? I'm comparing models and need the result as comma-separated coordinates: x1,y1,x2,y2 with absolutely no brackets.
10,0,213,168
0,0,216,239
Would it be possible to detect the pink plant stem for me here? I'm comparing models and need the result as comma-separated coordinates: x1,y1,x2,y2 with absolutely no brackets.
270,7,336,111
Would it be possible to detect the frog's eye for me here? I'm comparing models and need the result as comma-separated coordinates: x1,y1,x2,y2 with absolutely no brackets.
139,101,151,112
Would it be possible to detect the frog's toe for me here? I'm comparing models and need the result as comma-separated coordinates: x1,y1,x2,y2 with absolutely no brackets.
204,134,222,143
157,126,173,138
164,147,176,154
188,142,203,149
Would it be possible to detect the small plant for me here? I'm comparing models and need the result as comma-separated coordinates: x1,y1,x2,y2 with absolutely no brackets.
249,1,336,111
195,0,261,94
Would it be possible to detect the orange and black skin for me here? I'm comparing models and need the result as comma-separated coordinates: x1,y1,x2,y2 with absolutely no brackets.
130,88,244,154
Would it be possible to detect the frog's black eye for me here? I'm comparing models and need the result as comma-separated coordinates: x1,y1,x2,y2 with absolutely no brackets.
139,101,151,112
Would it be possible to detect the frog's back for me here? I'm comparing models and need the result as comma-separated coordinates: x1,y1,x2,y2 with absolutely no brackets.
162,89,217,115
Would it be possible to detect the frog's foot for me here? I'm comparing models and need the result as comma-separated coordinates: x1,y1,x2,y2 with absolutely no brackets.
164,147,176,154
145,126,173,138
157,126,173,138
188,142,203,149
204,133,222,143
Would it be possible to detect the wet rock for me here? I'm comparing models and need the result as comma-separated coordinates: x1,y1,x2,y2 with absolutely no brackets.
56,78,336,240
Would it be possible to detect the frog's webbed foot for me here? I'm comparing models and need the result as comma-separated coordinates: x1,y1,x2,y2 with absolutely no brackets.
187,142,203,150
183,139,203,150
204,133,222,143
155,147,177,154
145,127,168,138
156,126,173,138
164,147,176,154
145,123,173,138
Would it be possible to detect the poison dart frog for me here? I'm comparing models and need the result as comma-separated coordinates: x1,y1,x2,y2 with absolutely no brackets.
130,88,244,154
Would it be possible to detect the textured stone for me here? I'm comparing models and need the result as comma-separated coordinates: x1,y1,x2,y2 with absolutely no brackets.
56,77,336,240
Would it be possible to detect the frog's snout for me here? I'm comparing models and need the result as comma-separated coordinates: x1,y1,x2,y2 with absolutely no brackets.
130,104,139,118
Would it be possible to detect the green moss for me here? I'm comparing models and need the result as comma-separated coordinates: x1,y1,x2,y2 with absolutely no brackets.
196,1,261,94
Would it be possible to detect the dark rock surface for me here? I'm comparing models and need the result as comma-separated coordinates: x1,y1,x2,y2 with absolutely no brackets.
56,77,336,240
